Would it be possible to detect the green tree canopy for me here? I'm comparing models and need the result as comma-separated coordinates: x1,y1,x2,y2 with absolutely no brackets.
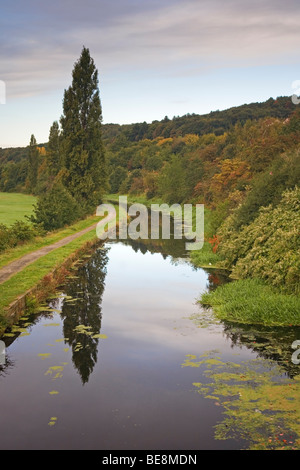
60,46,106,211
29,182,82,231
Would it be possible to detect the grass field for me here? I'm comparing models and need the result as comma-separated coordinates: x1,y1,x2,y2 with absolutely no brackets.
0,192,37,225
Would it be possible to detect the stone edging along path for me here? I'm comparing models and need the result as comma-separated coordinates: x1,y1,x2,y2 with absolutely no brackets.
0,222,99,285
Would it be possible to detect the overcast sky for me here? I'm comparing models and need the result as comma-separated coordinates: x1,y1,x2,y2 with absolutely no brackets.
1,0,300,147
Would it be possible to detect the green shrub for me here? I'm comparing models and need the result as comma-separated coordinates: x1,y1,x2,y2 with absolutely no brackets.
233,150,300,229
29,183,82,231
218,186,300,294
0,220,40,253
0,223,10,252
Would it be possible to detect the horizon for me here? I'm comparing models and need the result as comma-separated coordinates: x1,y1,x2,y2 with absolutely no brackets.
0,93,293,150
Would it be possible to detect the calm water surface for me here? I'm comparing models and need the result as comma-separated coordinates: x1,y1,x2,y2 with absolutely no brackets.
0,239,299,450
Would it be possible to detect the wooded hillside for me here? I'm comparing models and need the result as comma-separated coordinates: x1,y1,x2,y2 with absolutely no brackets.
1,95,299,296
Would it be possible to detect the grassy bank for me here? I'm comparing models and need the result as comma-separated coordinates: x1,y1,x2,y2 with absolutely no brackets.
0,194,126,269
0,214,100,269
0,199,124,334
0,223,100,332
0,192,37,225
200,278,300,326
189,241,221,269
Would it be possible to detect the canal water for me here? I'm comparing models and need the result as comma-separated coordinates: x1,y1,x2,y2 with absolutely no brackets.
0,237,299,450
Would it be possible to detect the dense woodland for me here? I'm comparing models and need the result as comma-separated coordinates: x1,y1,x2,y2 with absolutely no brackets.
0,86,299,297
0,95,296,200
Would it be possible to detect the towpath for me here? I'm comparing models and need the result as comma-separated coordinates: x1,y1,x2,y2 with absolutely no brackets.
0,222,99,284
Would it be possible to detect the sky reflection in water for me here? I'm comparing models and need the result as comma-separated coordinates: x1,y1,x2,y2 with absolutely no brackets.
1,240,298,450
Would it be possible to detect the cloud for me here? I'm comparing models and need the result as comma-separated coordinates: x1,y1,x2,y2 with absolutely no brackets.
102,0,300,65
1,0,300,101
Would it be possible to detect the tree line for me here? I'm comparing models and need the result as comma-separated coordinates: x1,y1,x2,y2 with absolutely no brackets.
0,94,295,197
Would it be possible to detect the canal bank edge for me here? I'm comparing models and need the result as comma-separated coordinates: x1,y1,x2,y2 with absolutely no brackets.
0,206,120,337
0,236,104,337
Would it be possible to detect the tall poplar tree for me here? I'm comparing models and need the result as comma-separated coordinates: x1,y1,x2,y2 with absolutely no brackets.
27,134,39,193
47,121,61,176
60,47,106,210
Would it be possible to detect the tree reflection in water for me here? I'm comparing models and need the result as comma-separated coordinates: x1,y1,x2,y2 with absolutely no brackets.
222,322,300,379
60,246,109,384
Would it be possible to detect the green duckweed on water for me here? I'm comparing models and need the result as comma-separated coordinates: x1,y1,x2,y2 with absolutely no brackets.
182,350,300,450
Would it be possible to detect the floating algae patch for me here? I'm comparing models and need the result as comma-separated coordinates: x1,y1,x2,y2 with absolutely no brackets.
38,353,52,359
48,417,58,427
45,364,66,380
189,309,221,330
36,307,62,313
73,324,107,340
74,342,83,352
62,295,81,305
183,351,300,450
92,333,107,339
74,324,93,334
10,325,30,337
182,350,223,368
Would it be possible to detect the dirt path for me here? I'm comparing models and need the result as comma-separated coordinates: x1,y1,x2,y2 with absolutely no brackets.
0,222,99,285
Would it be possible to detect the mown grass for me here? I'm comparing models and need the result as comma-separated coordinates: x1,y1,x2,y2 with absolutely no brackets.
200,278,300,326
0,192,37,225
